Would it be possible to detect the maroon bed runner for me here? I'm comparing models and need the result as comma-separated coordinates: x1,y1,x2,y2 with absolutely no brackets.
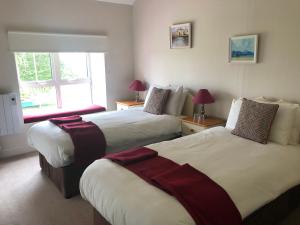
50,116,106,166
105,148,243,225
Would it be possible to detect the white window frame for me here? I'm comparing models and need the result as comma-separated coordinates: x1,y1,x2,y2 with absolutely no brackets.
16,52,93,110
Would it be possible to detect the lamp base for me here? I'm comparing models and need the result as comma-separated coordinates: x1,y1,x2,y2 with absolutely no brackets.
135,92,140,102
200,104,207,121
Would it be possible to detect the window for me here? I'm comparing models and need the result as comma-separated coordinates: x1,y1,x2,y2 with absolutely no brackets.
15,52,106,115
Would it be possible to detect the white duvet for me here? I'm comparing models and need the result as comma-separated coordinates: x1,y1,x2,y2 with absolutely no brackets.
80,127,300,225
27,108,181,168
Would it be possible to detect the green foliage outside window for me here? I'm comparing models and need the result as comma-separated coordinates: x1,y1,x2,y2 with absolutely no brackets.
15,53,52,82
15,52,91,112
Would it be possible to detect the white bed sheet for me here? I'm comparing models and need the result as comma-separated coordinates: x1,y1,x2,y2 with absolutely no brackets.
27,108,181,168
80,127,300,225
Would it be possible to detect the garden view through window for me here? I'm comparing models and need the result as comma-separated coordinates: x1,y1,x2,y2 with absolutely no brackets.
15,52,106,115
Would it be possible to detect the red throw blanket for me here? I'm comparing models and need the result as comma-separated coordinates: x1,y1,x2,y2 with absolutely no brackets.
50,116,106,166
104,147,158,165
105,148,243,225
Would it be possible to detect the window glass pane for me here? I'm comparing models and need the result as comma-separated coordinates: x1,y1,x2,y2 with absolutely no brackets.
15,52,52,82
59,53,88,80
35,53,52,81
60,83,92,109
15,53,35,81
20,86,57,114
90,53,107,107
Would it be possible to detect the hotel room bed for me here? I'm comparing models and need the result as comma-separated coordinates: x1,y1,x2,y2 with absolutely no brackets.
28,107,181,168
80,126,300,225
28,107,182,197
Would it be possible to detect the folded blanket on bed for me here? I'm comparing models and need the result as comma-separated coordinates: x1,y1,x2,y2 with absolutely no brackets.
105,147,158,166
49,115,83,124
105,148,242,225
152,164,242,225
50,118,106,166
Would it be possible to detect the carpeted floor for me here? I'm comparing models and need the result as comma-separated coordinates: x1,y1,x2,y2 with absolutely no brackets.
0,153,300,225
0,152,92,225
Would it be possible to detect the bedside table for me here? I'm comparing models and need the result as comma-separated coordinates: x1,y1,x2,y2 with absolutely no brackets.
181,116,226,136
116,100,144,111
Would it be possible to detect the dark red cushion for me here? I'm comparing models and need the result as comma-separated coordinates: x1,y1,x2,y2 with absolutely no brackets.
23,105,106,124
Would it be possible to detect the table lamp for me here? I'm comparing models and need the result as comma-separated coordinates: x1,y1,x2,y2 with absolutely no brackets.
129,80,146,102
192,89,215,120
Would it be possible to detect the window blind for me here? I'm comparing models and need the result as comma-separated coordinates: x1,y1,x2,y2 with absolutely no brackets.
8,31,108,52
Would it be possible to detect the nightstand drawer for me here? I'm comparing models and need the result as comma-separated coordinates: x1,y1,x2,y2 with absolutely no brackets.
182,122,205,135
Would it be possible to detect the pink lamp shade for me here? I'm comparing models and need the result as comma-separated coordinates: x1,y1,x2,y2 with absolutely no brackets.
192,89,215,105
129,80,146,92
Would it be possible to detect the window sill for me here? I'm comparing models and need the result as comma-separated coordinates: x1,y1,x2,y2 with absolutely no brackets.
23,105,106,124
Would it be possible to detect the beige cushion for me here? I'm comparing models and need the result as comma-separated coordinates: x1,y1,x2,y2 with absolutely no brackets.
165,86,183,116
177,89,188,115
232,99,279,144
277,99,300,145
144,87,170,115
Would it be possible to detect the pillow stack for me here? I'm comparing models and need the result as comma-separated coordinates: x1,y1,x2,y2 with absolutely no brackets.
143,85,188,116
226,97,299,145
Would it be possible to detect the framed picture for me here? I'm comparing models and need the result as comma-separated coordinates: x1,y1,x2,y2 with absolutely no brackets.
170,23,192,49
229,34,258,63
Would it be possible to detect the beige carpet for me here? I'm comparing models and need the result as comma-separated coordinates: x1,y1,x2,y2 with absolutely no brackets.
0,153,300,225
0,152,92,225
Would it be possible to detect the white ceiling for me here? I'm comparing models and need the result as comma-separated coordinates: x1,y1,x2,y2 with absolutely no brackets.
96,0,135,5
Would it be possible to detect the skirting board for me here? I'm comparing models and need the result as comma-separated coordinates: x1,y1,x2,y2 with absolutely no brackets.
0,146,35,158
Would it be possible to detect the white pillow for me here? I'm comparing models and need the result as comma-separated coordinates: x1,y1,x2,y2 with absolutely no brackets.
226,98,297,145
278,100,300,145
295,108,300,144
165,86,183,116
289,128,300,145
177,89,188,115
254,98,298,145
225,98,243,130
268,103,297,145
255,96,279,102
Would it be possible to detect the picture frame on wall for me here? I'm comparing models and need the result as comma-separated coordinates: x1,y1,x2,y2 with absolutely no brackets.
229,34,258,63
170,23,192,49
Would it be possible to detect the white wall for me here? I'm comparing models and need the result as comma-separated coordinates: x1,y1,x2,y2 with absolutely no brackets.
0,0,134,157
133,0,300,118
2,0,300,158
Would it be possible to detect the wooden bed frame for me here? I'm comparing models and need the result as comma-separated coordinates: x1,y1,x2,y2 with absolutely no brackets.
93,184,300,225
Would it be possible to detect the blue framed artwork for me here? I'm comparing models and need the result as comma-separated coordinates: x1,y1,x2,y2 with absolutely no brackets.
229,35,258,63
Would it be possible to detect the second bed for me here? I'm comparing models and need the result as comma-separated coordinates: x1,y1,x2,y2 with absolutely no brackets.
28,107,183,197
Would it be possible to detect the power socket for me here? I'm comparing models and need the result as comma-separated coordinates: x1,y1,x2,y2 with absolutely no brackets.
9,93,17,106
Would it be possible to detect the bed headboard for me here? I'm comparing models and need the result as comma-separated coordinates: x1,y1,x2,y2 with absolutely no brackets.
182,93,194,117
